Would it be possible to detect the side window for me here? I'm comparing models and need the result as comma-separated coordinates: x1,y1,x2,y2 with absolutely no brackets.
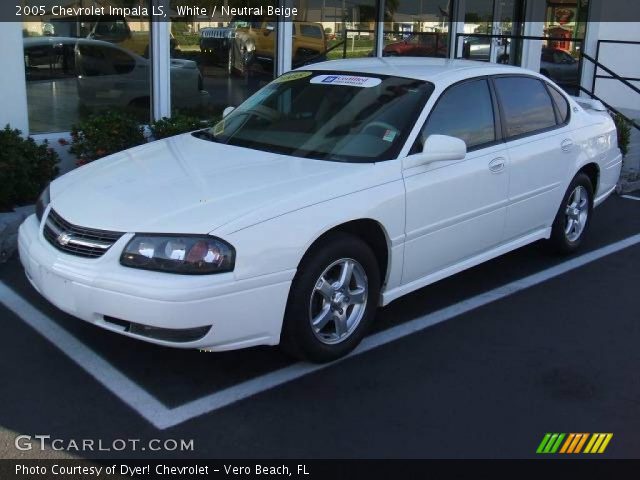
494,77,557,138
418,79,495,151
547,84,570,124
25,42,77,81
77,44,135,76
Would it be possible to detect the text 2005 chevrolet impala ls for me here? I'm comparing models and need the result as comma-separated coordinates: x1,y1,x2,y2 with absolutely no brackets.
19,58,622,362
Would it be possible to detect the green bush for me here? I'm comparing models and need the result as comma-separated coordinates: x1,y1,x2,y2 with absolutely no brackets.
69,111,146,164
0,126,59,212
174,33,200,46
613,113,631,156
150,114,209,140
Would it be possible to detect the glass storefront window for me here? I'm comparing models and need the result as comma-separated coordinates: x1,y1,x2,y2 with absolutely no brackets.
22,2,151,133
541,0,589,94
460,0,523,64
169,1,278,119
382,0,451,58
294,0,377,62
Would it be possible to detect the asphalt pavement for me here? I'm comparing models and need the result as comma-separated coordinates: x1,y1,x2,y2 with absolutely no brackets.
1,192,639,459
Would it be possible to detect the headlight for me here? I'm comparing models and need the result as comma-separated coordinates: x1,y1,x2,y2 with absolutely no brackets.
35,185,50,222
120,235,235,274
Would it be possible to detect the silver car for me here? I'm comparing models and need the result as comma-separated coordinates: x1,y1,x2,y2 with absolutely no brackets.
24,37,206,111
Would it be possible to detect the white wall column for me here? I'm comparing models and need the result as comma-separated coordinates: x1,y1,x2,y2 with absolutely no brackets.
277,0,294,75
450,0,465,59
375,0,385,57
521,1,545,74
151,0,171,120
0,22,29,133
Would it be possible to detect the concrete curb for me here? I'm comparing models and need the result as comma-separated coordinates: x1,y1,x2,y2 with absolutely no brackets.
617,178,640,194
0,205,34,264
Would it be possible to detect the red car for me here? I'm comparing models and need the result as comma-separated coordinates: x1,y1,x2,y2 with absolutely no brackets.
383,34,448,57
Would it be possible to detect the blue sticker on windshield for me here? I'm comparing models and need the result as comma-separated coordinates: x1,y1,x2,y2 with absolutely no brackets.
311,75,382,88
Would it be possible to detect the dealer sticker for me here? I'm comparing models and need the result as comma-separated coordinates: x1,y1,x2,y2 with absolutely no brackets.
311,74,382,88
382,129,397,142
212,120,225,136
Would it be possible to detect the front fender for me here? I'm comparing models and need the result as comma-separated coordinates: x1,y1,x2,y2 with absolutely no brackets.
223,180,406,292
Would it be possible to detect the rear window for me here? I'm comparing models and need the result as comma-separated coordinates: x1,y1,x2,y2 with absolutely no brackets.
300,25,323,39
494,76,558,138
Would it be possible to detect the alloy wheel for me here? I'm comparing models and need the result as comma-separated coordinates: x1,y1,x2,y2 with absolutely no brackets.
308,258,368,345
564,185,589,242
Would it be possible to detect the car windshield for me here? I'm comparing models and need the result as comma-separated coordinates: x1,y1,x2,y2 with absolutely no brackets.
195,71,434,162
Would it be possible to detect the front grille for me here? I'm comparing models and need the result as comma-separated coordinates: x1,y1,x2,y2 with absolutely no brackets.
43,209,124,258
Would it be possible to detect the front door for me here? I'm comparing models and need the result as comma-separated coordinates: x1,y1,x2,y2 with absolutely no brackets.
402,78,509,284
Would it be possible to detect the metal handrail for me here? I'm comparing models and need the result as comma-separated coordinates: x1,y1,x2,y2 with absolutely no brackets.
578,86,640,131
580,47,640,131
583,52,640,97
592,40,640,92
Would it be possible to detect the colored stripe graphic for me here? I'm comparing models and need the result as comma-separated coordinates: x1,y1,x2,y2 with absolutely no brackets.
537,433,565,454
584,433,613,454
538,433,613,454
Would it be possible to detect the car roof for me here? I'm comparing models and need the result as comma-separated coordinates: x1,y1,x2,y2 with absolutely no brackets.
301,57,540,84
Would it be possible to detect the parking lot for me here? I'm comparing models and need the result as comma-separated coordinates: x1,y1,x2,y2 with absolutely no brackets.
1,192,640,459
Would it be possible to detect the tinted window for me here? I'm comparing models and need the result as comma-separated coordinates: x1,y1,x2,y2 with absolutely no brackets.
494,77,557,138
540,49,553,63
300,25,323,39
25,42,77,81
419,79,495,150
77,44,135,76
198,72,433,162
547,85,570,124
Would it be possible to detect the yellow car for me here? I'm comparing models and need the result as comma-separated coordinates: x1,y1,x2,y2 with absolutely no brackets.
221,20,327,76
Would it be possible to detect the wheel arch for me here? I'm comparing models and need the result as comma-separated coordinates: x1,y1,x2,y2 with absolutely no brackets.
577,162,600,196
301,219,391,288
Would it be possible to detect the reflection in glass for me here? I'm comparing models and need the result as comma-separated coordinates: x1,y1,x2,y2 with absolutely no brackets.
22,2,152,133
199,71,433,162
169,1,278,119
383,0,451,58
294,0,377,61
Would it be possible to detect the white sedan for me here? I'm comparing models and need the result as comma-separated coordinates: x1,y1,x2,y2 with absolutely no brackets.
19,58,622,362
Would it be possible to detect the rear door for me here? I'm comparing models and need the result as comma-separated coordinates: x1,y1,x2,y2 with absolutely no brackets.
492,76,575,241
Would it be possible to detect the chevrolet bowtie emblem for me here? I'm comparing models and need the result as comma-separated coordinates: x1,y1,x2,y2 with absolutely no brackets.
57,232,72,246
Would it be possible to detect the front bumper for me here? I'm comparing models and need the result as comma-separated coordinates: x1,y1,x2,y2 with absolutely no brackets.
18,214,293,351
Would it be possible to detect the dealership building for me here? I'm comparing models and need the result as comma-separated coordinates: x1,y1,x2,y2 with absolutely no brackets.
0,0,638,167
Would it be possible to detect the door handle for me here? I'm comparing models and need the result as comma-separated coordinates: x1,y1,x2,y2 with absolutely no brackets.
489,157,506,173
561,139,574,152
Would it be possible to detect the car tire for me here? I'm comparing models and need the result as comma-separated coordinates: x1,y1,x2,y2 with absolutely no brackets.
280,232,381,363
548,172,594,254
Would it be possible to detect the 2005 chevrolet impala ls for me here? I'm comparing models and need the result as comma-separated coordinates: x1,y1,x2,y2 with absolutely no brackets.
19,58,622,362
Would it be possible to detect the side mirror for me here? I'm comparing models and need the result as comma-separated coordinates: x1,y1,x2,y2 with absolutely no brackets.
222,106,235,118
403,134,467,169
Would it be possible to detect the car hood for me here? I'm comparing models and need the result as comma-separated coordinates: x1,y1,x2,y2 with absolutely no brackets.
50,133,396,234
